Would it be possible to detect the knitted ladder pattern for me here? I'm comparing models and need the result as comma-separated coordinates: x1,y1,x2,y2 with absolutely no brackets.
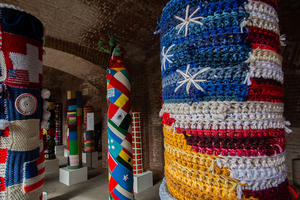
107,51,133,200
131,112,145,175
0,4,45,199
158,0,290,199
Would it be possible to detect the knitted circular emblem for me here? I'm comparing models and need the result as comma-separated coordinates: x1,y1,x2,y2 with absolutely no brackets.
15,93,37,115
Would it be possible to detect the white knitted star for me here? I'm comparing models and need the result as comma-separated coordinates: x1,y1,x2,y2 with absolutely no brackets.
175,64,210,94
161,44,175,72
174,5,204,37
123,174,129,181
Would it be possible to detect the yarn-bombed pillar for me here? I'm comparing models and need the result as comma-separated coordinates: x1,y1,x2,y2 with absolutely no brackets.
106,43,133,200
43,100,56,160
0,4,45,199
131,112,144,175
83,106,95,153
76,91,83,165
158,0,291,199
55,103,63,146
67,90,81,169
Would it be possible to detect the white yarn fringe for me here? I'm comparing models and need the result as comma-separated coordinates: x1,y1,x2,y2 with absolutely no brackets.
41,89,51,99
0,120,9,129
0,3,23,11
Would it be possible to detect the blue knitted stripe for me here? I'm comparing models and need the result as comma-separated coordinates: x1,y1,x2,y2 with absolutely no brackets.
5,148,40,186
162,64,249,88
161,33,250,76
159,0,242,31
161,9,248,44
161,28,248,56
160,0,247,37
163,44,251,76
163,83,249,103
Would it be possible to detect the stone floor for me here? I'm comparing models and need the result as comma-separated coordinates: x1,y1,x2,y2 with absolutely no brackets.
44,167,161,200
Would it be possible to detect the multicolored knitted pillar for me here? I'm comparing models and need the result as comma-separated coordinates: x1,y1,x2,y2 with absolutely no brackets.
55,103,63,146
158,0,291,199
106,45,133,200
131,112,144,175
83,106,95,153
76,91,83,164
67,90,81,169
0,4,45,199
43,100,56,160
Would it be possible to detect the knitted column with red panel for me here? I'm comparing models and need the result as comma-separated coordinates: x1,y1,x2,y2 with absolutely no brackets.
107,46,133,200
0,4,45,199
67,90,81,169
83,106,95,153
158,0,292,199
131,112,144,175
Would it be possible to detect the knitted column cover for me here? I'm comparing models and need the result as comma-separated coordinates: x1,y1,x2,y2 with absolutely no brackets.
158,0,290,200
76,91,83,166
67,90,82,169
0,4,45,199
43,100,56,160
131,112,145,175
83,106,95,153
107,48,133,200
55,103,63,146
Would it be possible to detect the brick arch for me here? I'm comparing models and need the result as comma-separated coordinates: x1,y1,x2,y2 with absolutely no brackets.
43,47,106,90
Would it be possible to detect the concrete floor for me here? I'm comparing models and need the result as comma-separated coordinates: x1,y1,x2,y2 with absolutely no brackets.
44,168,161,200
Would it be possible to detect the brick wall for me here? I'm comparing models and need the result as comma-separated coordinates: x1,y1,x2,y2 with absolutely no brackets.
284,69,300,184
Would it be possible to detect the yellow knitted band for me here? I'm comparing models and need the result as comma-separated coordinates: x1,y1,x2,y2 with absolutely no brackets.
163,125,257,200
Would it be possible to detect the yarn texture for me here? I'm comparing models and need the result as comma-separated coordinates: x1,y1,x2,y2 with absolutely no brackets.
0,5,45,199
158,0,290,199
107,46,133,200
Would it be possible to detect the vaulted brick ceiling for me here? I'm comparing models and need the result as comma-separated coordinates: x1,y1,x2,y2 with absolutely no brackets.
2,0,300,69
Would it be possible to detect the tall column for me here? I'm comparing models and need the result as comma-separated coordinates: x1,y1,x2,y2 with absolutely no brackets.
107,46,133,200
43,100,56,160
55,103,63,146
131,112,144,175
76,91,83,165
67,90,82,169
0,4,45,199
83,106,95,153
158,0,291,199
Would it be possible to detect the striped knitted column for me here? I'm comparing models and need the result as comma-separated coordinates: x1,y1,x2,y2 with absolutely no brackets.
76,91,83,166
107,46,133,200
83,106,95,153
158,0,291,199
55,103,63,146
131,112,144,175
67,90,81,169
0,4,45,199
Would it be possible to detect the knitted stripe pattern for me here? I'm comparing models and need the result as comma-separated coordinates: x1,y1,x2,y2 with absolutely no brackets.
54,103,63,146
0,4,45,199
107,50,133,200
131,112,145,175
66,91,83,169
83,106,95,153
158,0,290,199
